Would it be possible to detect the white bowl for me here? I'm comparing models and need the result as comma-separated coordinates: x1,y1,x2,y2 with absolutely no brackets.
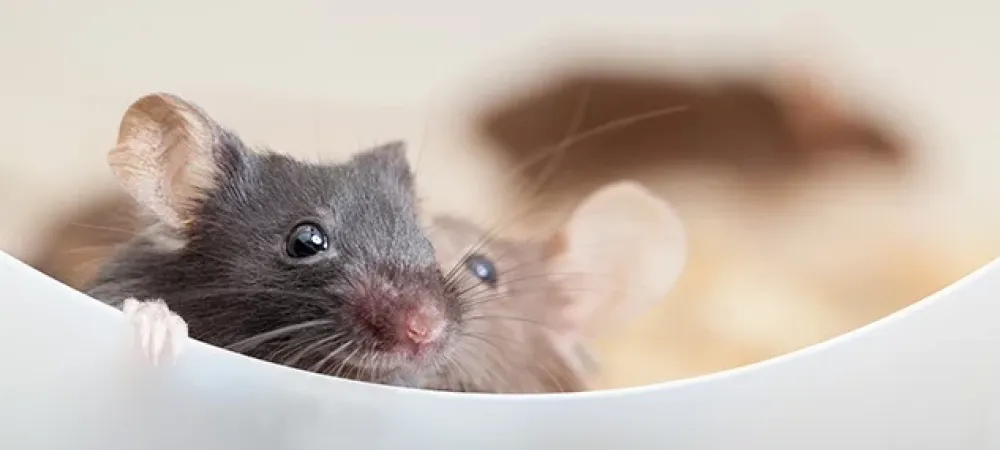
1,250,998,449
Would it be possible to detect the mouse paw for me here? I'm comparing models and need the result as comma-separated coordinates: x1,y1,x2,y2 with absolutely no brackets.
121,298,188,366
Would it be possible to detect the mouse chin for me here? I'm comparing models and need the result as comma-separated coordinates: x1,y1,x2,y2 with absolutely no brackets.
335,345,446,387
360,309,453,378
388,340,448,370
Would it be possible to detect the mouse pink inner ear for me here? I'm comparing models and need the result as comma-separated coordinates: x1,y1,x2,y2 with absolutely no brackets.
107,93,224,229
545,181,687,339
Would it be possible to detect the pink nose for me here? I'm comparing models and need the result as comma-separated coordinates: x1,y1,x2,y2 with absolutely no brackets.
403,312,442,346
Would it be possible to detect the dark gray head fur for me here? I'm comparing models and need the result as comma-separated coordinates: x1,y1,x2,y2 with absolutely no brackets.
87,134,465,385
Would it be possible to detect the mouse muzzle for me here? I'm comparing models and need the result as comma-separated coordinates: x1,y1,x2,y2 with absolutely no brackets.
343,271,453,361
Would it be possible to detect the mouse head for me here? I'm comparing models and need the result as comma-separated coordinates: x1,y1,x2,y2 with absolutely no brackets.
107,93,459,384
427,181,686,392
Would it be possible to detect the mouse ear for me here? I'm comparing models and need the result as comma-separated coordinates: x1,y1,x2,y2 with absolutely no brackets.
351,141,414,182
351,140,408,166
545,181,687,339
108,93,238,229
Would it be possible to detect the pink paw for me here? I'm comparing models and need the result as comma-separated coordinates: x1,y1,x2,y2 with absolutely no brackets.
121,298,188,365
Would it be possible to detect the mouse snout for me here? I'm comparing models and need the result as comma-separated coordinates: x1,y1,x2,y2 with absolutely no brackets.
399,306,446,353
346,281,449,356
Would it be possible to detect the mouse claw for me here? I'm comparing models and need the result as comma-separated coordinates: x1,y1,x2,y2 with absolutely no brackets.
121,298,189,366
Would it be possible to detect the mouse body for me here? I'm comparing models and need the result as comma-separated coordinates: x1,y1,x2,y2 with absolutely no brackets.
87,93,687,393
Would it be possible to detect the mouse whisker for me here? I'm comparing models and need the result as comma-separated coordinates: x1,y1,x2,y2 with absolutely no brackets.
450,277,499,299
458,292,522,312
542,285,632,298
329,346,363,379
170,287,333,304
470,329,566,393
63,243,119,256
444,104,691,286
311,339,354,374
504,269,609,282
374,348,395,382
366,352,382,381
469,90,592,241
455,332,518,394
446,342,488,392
462,314,551,330
530,357,568,393
517,86,592,210
439,351,474,392
440,196,565,287
456,292,505,311
67,222,141,237
355,345,374,380
225,319,333,352
453,271,614,307
282,332,347,367
461,282,632,308
465,103,691,254
264,336,314,363
362,344,383,381
456,287,520,304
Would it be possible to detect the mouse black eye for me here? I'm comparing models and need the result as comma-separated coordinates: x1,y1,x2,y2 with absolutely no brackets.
286,222,329,259
464,253,498,286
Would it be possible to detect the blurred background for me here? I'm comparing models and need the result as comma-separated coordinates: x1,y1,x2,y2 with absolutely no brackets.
1,0,998,389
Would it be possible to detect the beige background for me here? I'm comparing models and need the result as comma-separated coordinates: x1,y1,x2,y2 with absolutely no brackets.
1,1,998,388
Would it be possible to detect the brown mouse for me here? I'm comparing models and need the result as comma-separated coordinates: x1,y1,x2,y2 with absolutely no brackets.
83,93,687,393
423,182,687,392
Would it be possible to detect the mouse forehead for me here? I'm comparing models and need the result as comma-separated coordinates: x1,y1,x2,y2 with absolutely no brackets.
192,147,436,264
244,150,417,211
272,151,433,259
429,216,545,270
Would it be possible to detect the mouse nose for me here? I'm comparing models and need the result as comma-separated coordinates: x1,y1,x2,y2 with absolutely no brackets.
401,308,444,348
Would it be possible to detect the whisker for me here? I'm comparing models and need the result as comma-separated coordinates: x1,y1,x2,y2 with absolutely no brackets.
460,284,631,312
225,319,332,352
68,222,139,236
283,332,346,367
170,287,332,304
450,269,605,302
442,351,474,392
441,198,564,288
460,103,691,255
463,314,551,329
359,344,378,381
509,85,593,219
470,329,567,393
441,102,690,294
412,108,435,180
457,332,517,393
267,334,317,361
331,346,363,379
312,339,354,373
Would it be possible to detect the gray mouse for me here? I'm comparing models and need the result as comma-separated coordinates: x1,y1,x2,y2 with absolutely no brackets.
86,93,687,393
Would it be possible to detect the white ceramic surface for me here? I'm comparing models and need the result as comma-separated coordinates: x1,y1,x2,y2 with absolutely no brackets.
1,250,998,449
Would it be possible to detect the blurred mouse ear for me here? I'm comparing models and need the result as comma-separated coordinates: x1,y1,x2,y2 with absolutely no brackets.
545,181,687,338
108,93,235,229
774,64,903,160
